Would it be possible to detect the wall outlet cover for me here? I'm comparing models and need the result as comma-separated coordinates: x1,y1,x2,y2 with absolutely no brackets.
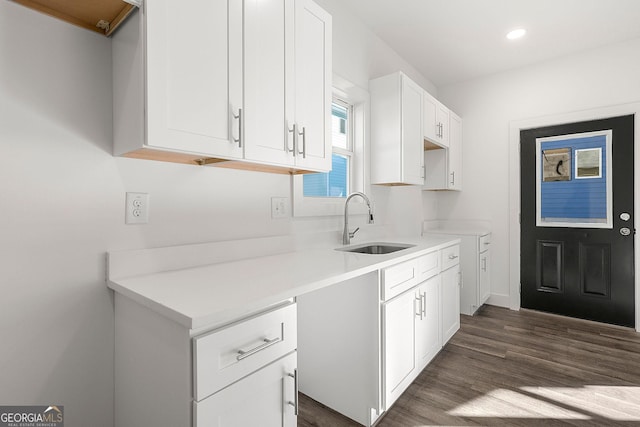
125,192,149,224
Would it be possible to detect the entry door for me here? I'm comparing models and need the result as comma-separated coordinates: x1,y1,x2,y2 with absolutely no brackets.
520,115,635,327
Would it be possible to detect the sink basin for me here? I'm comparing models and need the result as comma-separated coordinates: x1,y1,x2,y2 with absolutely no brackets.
336,242,415,255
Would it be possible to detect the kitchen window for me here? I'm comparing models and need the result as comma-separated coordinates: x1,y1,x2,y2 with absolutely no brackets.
302,100,353,198
292,79,368,217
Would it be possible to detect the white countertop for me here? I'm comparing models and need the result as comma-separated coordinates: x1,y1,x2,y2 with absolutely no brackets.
108,235,459,330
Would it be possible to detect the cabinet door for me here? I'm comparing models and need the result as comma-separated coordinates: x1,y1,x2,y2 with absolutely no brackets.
479,250,491,306
401,76,424,185
293,0,332,172
415,276,441,371
441,265,460,344
436,103,450,147
448,112,463,190
243,0,294,167
383,289,416,409
194,352,297,426
423,92,438,143
145,0,243,158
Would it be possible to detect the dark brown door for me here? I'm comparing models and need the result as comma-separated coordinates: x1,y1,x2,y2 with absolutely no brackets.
520,115,635,327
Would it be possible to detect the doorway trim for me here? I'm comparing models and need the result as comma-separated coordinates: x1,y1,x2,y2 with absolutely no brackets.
508,102,640,332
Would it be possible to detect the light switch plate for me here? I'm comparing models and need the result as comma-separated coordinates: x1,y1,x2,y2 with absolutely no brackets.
271,197,288,219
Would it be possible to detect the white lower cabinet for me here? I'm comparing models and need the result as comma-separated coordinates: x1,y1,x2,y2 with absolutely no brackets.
383,287,417,408
297,246,459,426
441,261,461,344
194,352,297,426
383,274,443,410
114,295,297,427
415,275,441,370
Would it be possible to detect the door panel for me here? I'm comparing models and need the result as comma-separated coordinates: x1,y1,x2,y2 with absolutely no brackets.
537,241,563,292
579,243,610,298
520,115,635,327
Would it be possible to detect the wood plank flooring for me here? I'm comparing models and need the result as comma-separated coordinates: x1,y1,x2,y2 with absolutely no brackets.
298,305,640,426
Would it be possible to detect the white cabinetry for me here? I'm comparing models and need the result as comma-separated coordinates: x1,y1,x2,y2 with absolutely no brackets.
424,111,462,190
429,231,491,316
423,91,449,147
383,286,418,407
113,0,331,173
114,295,298,427
195,352,297,426
370,72,424,185
415,275,441,370
459,232,491,315
297,245,458,425
440,244,461,343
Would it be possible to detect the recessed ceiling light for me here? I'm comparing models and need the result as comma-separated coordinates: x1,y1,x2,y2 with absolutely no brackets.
506,28,526,40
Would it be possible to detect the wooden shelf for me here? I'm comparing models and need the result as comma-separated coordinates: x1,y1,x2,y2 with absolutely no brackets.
11,0,136,36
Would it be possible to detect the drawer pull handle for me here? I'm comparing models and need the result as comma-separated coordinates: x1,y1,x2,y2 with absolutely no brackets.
448,254,459,260
236,337,281,361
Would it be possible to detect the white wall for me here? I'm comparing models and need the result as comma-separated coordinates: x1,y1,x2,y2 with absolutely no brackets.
0,1,434,425
436,37,640,305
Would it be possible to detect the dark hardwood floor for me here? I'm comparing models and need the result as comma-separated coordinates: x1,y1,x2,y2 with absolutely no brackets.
298,305,640,426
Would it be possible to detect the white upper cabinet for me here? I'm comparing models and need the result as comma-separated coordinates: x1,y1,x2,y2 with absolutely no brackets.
113,0,243,163
448,111,463,190
292,0,332,171
113,0,331,173
243,0,292,166
424,110,463,191
423,91,449,148
370,72,424,185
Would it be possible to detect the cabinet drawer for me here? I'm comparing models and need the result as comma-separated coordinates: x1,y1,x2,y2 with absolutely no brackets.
193,303,297,401
382,259,419,301
417,251,439,282
479,233,491,253
194,352,297,426
441,244,460,270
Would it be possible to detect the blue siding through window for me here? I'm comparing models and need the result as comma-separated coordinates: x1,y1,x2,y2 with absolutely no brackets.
540,135,607,220
303,154,348,197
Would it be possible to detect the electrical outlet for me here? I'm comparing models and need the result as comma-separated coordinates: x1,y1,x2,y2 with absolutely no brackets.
125,192,149,224
271,197,288,219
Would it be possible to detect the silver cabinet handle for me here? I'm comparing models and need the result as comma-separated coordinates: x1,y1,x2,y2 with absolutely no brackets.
287,369,299,415
297,126,306,158
285,121,296,153
482,257,487,272
448,254,459,260
236,337,281,361
415,294,423,320
232,108,243,148
421,292,426,317
450,171,455,186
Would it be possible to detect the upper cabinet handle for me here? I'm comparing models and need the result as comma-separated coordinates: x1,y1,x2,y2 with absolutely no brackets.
285,121,296,153
297,126,306,158
233,108,243,148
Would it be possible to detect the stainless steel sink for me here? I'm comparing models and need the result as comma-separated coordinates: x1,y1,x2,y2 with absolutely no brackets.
336,242,415,255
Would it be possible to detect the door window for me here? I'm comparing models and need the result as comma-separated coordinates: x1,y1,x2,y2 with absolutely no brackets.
535,130,612,228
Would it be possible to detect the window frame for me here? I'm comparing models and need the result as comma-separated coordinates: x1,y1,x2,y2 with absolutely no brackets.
292,78,370,217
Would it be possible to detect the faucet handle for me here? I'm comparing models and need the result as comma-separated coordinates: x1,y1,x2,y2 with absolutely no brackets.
349,227,360,239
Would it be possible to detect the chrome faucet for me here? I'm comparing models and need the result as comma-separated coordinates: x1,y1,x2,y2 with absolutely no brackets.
343,192,374,245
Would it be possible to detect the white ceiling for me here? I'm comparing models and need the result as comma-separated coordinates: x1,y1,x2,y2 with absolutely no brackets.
341,0,640,87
